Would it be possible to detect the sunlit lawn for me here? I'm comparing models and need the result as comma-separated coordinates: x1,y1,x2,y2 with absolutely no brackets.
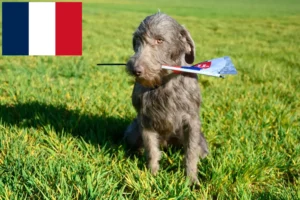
0,0,299,199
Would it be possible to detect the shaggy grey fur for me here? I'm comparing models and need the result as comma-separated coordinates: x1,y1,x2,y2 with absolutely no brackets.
124,13,209,184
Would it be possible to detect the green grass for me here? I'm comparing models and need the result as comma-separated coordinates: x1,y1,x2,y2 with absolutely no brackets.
0,0,300,199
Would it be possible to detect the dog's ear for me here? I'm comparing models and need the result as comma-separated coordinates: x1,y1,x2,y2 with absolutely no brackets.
180,27,195,64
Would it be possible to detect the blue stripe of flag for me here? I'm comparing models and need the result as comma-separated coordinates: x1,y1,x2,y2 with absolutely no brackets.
181,66,202,71
2,2,29,55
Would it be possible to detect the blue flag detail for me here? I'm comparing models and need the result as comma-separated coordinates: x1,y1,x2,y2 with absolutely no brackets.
2,2,29,55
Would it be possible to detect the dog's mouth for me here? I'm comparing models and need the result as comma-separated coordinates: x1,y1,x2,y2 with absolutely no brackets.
135,68,173,88
126,59,175,88
136,76,161,88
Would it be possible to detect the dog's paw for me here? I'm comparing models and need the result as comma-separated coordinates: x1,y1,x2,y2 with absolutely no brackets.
148,163,159,176
188,176,201,189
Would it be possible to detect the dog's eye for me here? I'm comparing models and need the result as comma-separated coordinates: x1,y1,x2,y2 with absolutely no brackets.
155,39,163,44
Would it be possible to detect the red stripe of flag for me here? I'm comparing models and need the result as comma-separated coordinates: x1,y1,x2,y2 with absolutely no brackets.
55,2,82,56
172,65,182,74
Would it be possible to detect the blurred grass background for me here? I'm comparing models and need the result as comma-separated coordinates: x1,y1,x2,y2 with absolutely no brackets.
0,0,299,199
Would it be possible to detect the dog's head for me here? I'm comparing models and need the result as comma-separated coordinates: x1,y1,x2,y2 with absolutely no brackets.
126,13,195,88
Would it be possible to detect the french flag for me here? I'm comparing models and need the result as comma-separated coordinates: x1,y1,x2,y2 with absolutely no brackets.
2,2,82,56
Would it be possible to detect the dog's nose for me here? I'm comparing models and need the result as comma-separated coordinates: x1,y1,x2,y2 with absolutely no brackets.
134,69,142,76
133,65,143,76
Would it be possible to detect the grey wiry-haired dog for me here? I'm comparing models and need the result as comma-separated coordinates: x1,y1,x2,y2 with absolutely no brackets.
124,13,209,185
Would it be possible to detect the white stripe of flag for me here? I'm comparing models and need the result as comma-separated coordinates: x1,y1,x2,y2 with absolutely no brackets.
29,2,56,55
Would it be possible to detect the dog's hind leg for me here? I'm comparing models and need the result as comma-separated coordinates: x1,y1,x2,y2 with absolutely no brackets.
124,117,142,148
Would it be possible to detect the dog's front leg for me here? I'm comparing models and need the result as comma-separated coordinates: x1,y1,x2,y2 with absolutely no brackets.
183,119,203,185
142,129,161,175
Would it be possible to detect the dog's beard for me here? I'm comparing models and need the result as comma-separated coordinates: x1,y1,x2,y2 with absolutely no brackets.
136,75,161,88
136,68,174,88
